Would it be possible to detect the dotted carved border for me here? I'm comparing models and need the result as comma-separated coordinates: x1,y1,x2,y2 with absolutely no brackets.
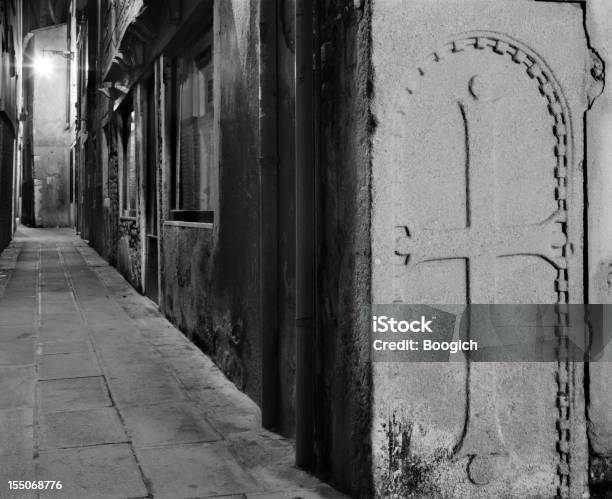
411,33,573,498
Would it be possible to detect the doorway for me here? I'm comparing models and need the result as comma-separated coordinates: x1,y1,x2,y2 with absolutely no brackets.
144,76,159,304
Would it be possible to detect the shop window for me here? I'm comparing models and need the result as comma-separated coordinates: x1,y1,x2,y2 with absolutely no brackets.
120,108,137,218
172,30,215,223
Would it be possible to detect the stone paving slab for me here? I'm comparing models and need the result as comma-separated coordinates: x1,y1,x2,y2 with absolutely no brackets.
173,366,230,391
38,351,101,380
0,316,38,326
39,319,87,332
103,361,178,381
0,340,35,366
108,375,187,407
0,366,35,409
41,339,91,355
40,313,83,324
120,401,221,447
38,325,90,342
38,444,148,499
39,407,127,449
246,487,347,499
41,302,78,316
0,303,36,317
136,442,262,499
0,408,34,477
41,291,74,302
0,325,35,342
96,343,162,367
38,377,112,413
0,246,22,271
226,430,322,492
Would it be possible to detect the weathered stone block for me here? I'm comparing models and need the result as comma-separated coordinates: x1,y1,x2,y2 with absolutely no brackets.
39,407,127,449
120,401,220,447
38,377,112,414
0,409,34,484
0,366,35,409
0,340,35,367
371,1,594,496
39,352,101,380
38,444,147,499
136,442,261,498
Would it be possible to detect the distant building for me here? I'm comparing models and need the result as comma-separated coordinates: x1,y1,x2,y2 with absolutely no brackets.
19,0,75,228
21,23,73,227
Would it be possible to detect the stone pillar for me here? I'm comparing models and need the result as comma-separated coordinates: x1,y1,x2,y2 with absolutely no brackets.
584,0,612,492
370,1,600,496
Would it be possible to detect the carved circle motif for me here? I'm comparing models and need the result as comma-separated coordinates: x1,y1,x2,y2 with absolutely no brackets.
468,74,499,102
410,33,573,498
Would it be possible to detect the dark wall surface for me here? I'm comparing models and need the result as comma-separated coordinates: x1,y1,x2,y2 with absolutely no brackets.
315,1,373,496
0,119,14,251
162,0,264,406
276,0,297,438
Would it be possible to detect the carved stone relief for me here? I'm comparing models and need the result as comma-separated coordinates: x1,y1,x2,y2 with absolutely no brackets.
372,4,592,493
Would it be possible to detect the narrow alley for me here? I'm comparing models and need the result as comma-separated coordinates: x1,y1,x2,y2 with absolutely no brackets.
0,227,343,499
2,0,612,497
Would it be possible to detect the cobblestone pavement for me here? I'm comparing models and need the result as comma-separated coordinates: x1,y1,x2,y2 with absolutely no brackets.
0,227,345,499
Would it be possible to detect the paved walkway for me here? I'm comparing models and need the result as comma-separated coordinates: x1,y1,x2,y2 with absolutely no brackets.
0,227,344,499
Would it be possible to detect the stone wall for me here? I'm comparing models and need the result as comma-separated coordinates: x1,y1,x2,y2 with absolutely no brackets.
367,0,610,497
584,1,612,494
103,126,119,266
117,217,142,292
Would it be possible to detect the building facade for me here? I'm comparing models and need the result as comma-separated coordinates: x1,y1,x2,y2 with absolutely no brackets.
70,1,372,494
20,0,75,228
22,24,73,228
0,0,22,251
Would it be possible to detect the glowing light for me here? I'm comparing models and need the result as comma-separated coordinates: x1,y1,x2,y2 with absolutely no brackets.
34,54,54,77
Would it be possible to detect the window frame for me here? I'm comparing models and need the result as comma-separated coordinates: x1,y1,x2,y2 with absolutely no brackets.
117,98,137,219
165,15,216,225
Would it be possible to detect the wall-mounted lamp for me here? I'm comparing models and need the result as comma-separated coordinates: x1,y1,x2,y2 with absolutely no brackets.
42,49,75,60
33,54,54,77
33,49,75,77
